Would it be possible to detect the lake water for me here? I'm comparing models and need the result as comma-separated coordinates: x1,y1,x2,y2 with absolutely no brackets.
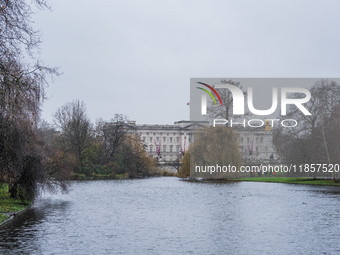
0,177,340,254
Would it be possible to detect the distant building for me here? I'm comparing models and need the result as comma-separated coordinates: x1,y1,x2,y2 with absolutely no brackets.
127,120,208,161
129,120,279,162
235,127,279,163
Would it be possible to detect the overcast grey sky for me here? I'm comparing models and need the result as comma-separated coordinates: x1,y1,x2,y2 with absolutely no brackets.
33,0,340,125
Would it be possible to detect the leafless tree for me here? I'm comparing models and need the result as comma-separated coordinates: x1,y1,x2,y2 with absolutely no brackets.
0,0,58,122
207,79,247,121
0,0,63,199
274,79,340,179
94,116,159,177
0,0,50,53
96,114,130,160
53,100,93,172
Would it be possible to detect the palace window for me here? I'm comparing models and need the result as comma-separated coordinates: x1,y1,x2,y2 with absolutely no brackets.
170,146,173,152
150,137,153,142
149,146,153,152
163,137,166,142
170,137,173,143
163,145,166,152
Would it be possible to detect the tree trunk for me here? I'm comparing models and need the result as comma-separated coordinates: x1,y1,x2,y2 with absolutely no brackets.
9,183,17,198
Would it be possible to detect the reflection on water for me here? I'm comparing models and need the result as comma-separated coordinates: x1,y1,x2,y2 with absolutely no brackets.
0,200,71,254
0,178,339,254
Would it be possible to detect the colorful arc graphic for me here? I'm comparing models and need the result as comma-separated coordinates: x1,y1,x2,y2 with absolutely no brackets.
196,82,223,106
196,87,217,105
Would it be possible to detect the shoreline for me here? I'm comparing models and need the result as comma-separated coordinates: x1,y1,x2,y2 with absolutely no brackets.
183,177,340,187
0,202,33,228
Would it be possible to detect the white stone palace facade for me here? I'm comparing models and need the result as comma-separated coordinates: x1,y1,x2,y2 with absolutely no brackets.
127,120,207,162
235,126,280,163
128,120,279,162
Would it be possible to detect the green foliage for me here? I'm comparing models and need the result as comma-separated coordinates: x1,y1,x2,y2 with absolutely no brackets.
74,119,160,179
114,173,129,179
70,173,86,180
91,173,112,180
0,213,9,223
78,166,93,178
0,182,31,220
102,162,119,175
81,142,105,168
0,183,8,198
0,200,27,212
35,115,162,184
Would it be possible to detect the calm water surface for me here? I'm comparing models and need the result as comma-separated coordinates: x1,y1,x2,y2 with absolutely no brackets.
0,177,339,254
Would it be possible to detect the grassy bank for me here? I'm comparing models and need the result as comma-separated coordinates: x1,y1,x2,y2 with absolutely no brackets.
0,213,8,222
237,177,340,186
69,170,176,180
0,183,31,223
